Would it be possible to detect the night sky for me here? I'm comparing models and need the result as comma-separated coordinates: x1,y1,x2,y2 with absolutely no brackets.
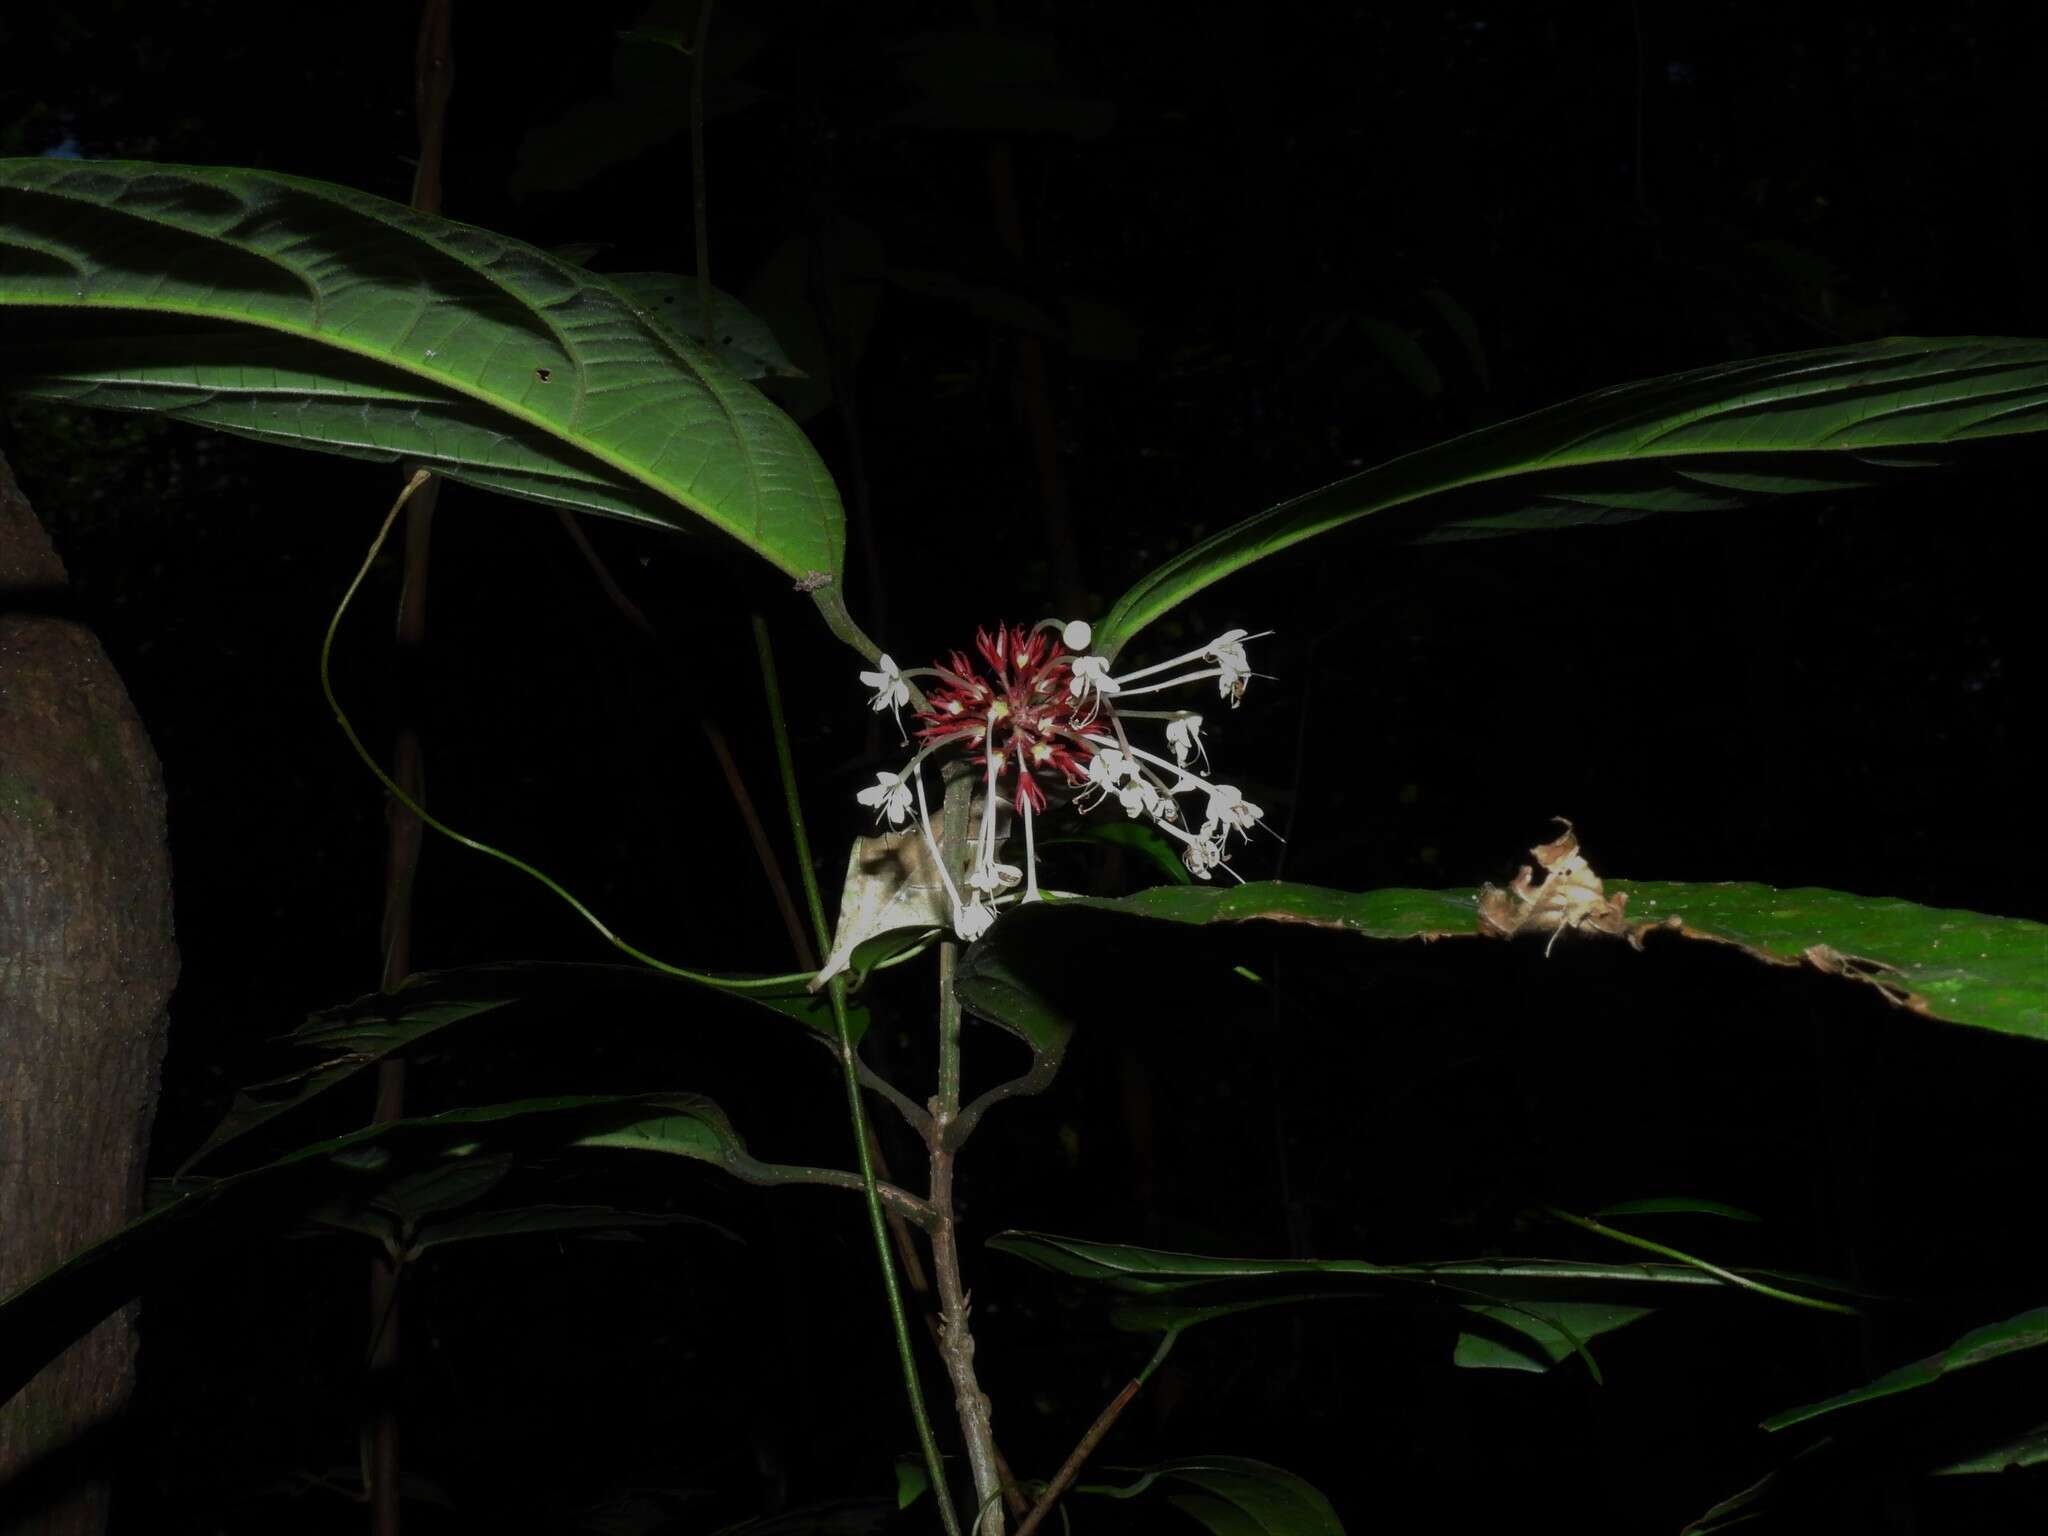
2,3,2043,1531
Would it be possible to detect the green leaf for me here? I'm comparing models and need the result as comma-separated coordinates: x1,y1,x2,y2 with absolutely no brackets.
1453,1302,1655,1376
893,1457,929,1510
1931,1423,2048,1476
1761,1307,2048,1432
178,989,514,1174
3,320,695,528
989,1230,1776,1385
1039,818,1196,884
957,881,2047,1042
0,1092,756,1406
180,962,860,1176
1078,1457,1344,1536
363,1149,517,1221
1605,881,2046,1041
0,159,843,581
1093,337,2048,660
844,924,941,984
1684,1312,2048,1527
1594,1197,1762,1223
989,1231,1727,1303
405,1203,732,1256
607,272,803,380
945,934,1076,1140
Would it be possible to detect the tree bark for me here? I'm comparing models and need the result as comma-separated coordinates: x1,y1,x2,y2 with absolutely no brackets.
0,453,177,1534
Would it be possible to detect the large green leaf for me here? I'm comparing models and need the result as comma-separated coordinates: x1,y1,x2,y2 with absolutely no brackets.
957,881,2047,1042
1093,337,2048,660
0,1093,739,1405
180,961,860,1176
1682,1309,2048,1530
605,272,803,380
1605,881,2046,1039
1077,1457,1344,1536
990,1230,1734,1302
0,159,842,580
989,1230,1793,1382
1761,1307,2048,1433
0,1091,893,1407
303,1199,731,1263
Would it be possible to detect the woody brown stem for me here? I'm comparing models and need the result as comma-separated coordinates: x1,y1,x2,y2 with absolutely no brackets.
929,771,1007,1532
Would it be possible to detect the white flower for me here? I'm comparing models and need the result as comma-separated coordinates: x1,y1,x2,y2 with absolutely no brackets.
1067,654,1120,704
1083,747,1131,792
1180,836,1222,880
859,653,911,728
954,899,997,941
1164,713,1207,769
1203,782,1264,840
855,770,914,826
967,856,1022,898
1205,630,1254,706
1081,748,1159,819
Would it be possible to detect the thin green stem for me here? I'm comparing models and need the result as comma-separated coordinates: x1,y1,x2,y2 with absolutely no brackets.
751,614,961,1536
323,475,793,994
1542,1207,1860,1316
808,583,932,714
689,0,715,351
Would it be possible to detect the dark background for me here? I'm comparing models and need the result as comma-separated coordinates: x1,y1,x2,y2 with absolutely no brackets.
2,2,2043,1531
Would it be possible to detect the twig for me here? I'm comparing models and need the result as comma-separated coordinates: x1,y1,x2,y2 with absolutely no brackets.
929,771,1008,1533
1013,1333,1177,1536
855,1053,935,1137
754,616,962,1536
367,9,452,1529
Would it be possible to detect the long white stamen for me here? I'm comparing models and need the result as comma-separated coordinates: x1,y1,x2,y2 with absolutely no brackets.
1107,667,1225,698
1083,732,1210,791
1109,630,1271,686
913,767,967,929
1107,643,1216,686
1020,781,1041,902
974,708,1002,882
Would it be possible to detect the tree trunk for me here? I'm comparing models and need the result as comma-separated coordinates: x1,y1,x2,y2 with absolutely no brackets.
0,453,177,1534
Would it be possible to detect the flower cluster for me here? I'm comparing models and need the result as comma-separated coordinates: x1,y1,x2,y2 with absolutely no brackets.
856,619,1269,941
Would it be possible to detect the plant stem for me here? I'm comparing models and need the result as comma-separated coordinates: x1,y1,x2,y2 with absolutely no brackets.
689,0,715,350
548,508,818,968
928,771,1008,1533
368,11,451,1527
325,487,811,992
1542,1207,1860,1316
1013,1332,1176,1536
751,615,961,1536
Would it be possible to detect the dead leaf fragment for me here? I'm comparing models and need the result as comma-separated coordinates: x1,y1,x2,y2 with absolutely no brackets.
811,829,952,989
1477,818,1640,954
1802,943,1915,1007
